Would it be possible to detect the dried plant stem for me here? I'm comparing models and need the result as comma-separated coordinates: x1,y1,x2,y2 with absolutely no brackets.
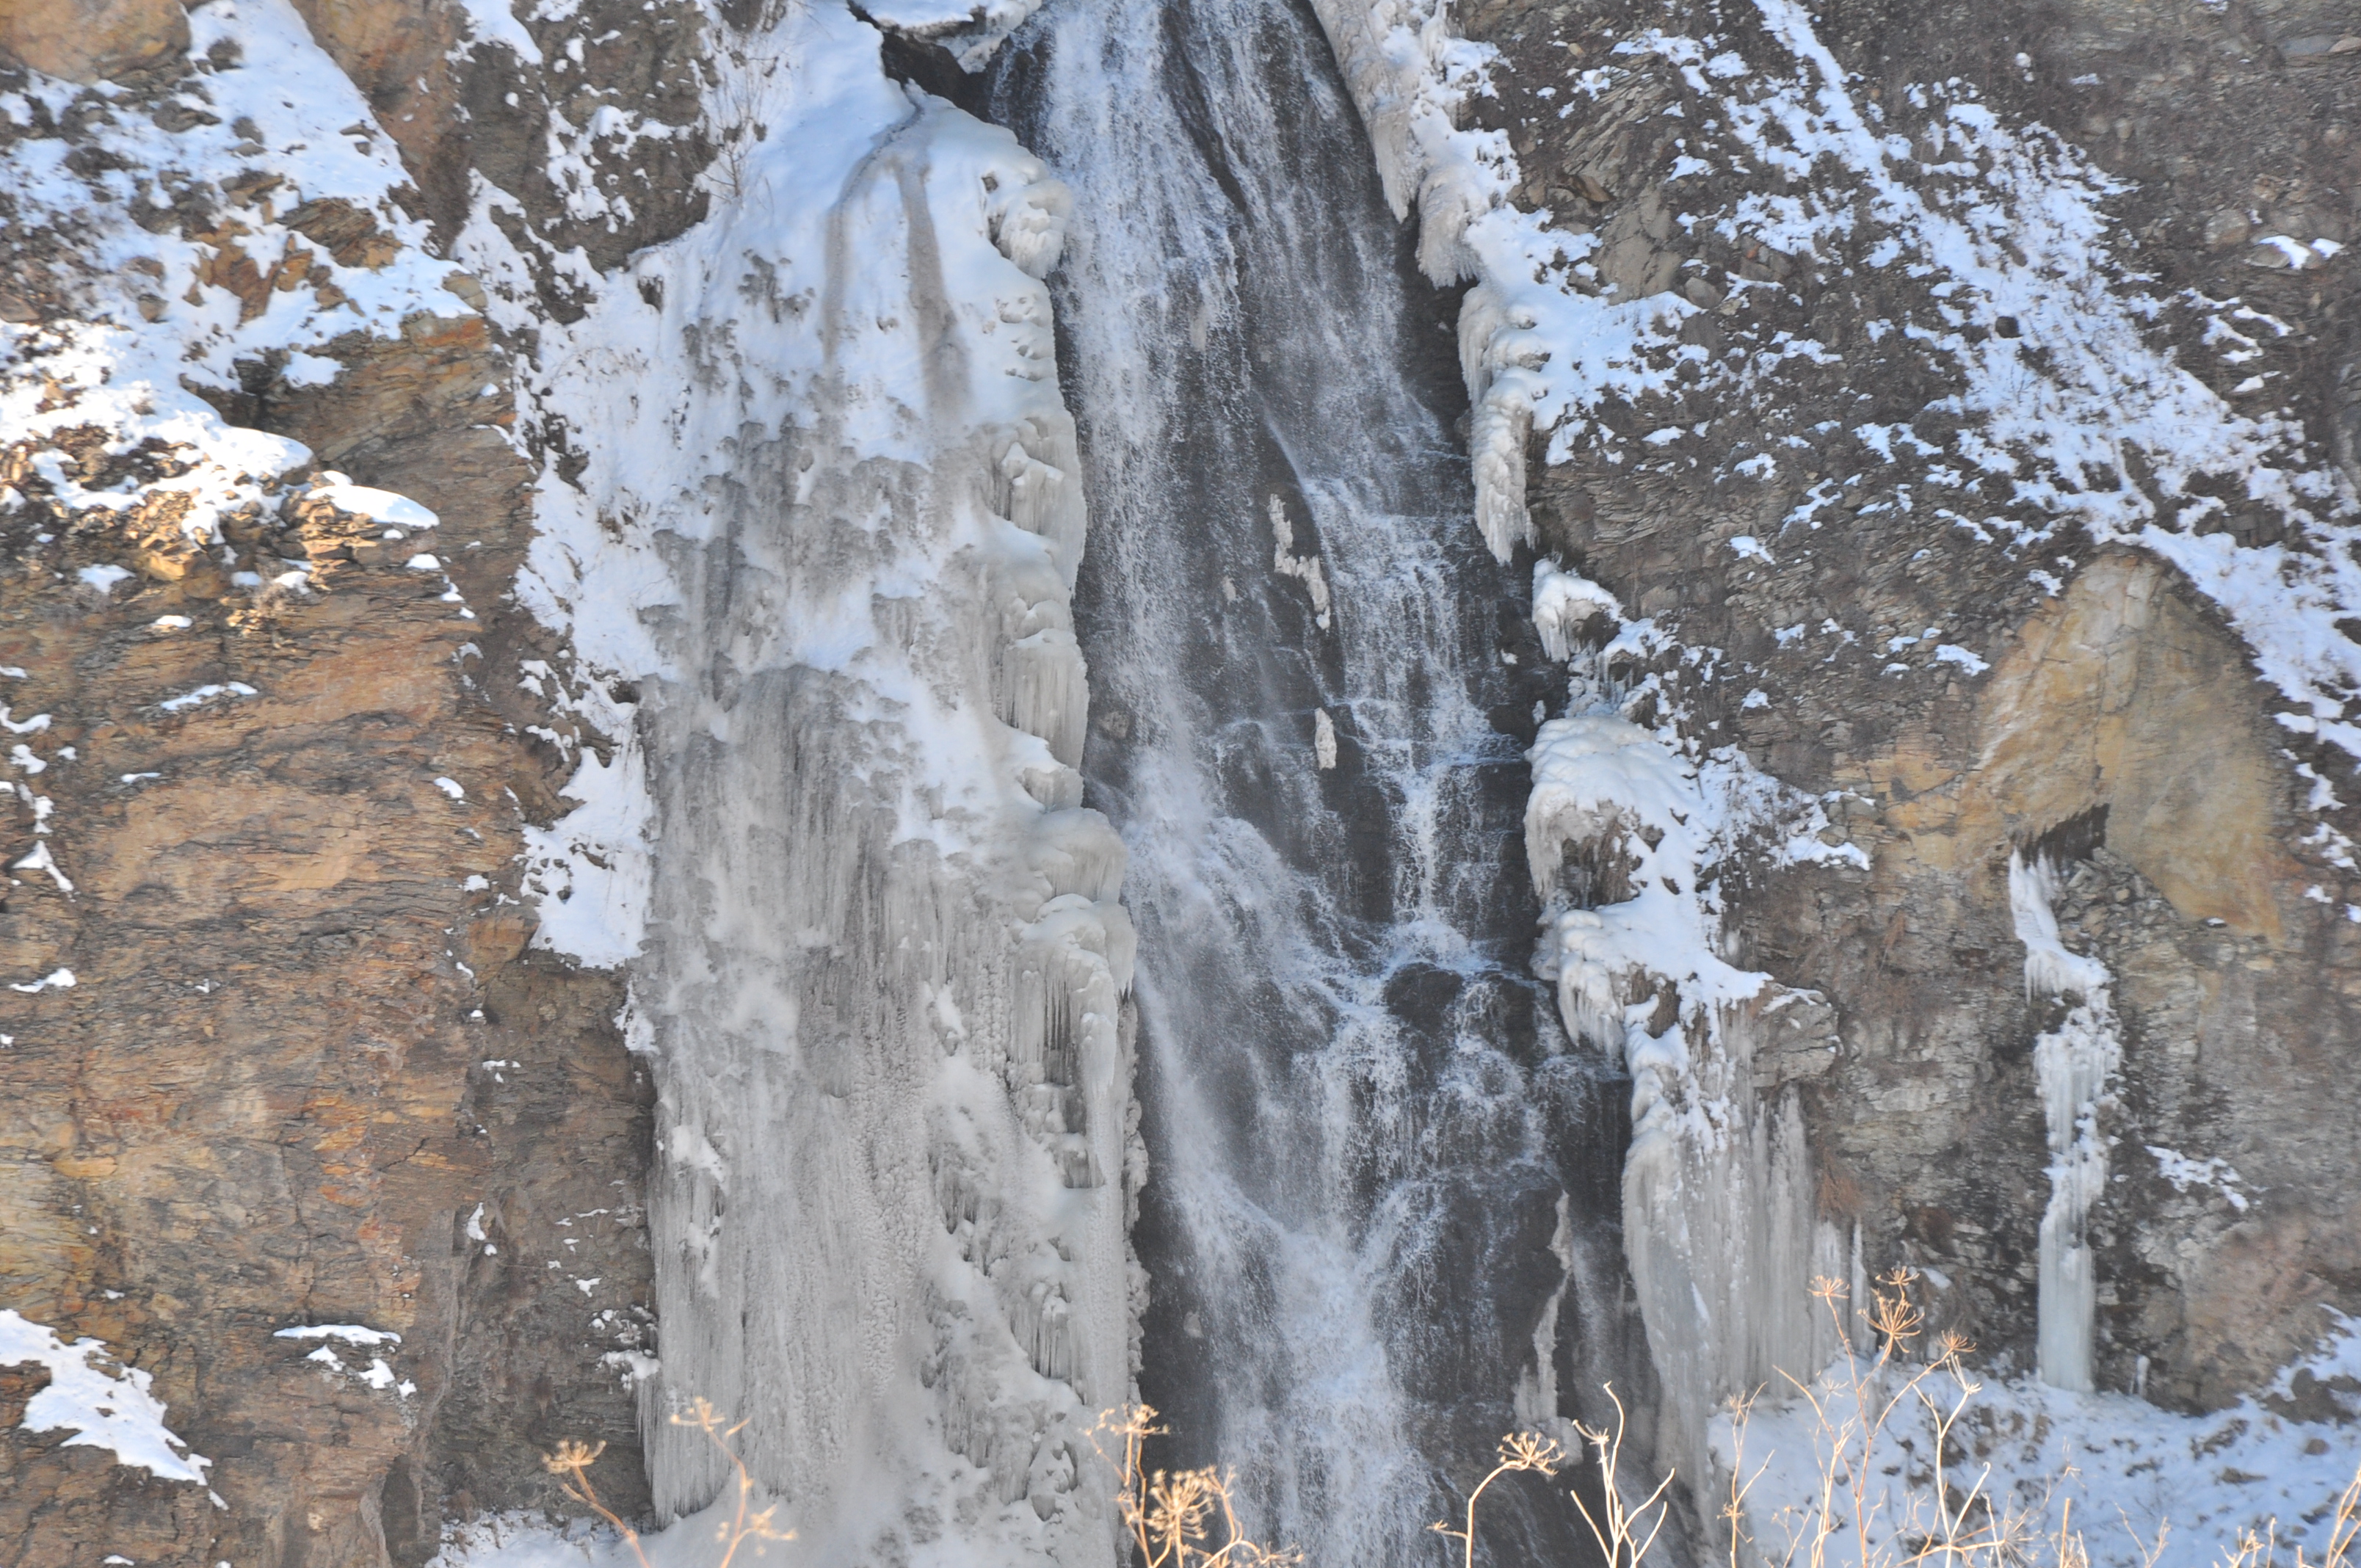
1433,1431,1570,1568
543,1398,791,1568
1087,1403,1303,1567
1568,1384,1677,1568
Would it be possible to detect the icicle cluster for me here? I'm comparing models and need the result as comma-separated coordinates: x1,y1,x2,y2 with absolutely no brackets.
2008,851,2122,1393
1514,565,1854,1498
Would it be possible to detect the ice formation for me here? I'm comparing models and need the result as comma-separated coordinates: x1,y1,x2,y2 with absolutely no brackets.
2008,852,2122,1393
1518,604,1855,1491
458,4,1134,1558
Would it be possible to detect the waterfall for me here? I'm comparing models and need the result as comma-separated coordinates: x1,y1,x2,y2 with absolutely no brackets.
984,0,1635,1558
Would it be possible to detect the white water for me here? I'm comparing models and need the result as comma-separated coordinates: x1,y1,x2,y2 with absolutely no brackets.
988,0,1630,1558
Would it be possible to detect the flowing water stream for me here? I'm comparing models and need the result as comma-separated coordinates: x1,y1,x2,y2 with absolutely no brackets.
983,4,1639,1558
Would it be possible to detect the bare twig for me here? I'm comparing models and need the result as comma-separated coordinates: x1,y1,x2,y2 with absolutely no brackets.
543,1400,793,1568
1432,1431,1567,1568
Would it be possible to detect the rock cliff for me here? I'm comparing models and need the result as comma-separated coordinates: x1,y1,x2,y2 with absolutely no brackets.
1316,0,2361,1518
17,0,2361,1560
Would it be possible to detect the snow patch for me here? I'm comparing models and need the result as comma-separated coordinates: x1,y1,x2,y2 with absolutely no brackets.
0,1310,211,1484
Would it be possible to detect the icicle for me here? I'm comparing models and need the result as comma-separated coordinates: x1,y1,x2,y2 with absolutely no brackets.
1531,561,1623,662
2008,849,2122,1392
1469,389,1534,561
1000,627,1090,766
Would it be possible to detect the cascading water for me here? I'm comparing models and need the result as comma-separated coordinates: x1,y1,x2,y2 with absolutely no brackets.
984,2,1644,1558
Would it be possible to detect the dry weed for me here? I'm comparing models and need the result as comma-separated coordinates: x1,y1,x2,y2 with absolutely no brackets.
543,1397,791,1567
540,1288,2361,1568
1087,1403,1305,1567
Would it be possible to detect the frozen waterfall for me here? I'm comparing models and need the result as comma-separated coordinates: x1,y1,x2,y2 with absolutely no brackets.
2009,849,2122,1393
603,23,1136,1557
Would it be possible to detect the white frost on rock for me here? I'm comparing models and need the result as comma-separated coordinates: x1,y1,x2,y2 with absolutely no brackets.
0,1310,211,1484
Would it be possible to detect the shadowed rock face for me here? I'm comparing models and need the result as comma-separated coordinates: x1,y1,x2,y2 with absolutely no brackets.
1444,0,2361,1443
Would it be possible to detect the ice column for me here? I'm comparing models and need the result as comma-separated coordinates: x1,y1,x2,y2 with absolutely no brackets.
2008,852,2121,1393
1521,579,1849,1498
606,92,1133,1563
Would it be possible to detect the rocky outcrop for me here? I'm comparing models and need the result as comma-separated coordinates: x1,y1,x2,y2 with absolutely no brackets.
0,0,722,1556
1370,0,2361,1503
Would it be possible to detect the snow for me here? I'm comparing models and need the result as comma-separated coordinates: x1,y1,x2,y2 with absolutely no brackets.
1932,642,1991,675
158,683,258,713
1724,1318,2361,1568
2147,1144,2252,1213
0,0,465,581
859,0,1049,73
0,1310,211,1485
11,842,74,893
307,481,440,529
273,1324,401,1346
450,0,545,65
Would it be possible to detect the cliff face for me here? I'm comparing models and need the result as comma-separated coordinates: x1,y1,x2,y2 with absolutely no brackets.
0,0,714,1558
18,0,2361,1559
1376,0,2361,1497
6,0,1134,1561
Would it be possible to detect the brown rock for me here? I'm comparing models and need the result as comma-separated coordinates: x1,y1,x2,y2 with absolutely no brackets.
0,0,188,82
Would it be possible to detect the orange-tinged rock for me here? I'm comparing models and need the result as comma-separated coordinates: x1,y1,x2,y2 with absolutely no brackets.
0,0,187,82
